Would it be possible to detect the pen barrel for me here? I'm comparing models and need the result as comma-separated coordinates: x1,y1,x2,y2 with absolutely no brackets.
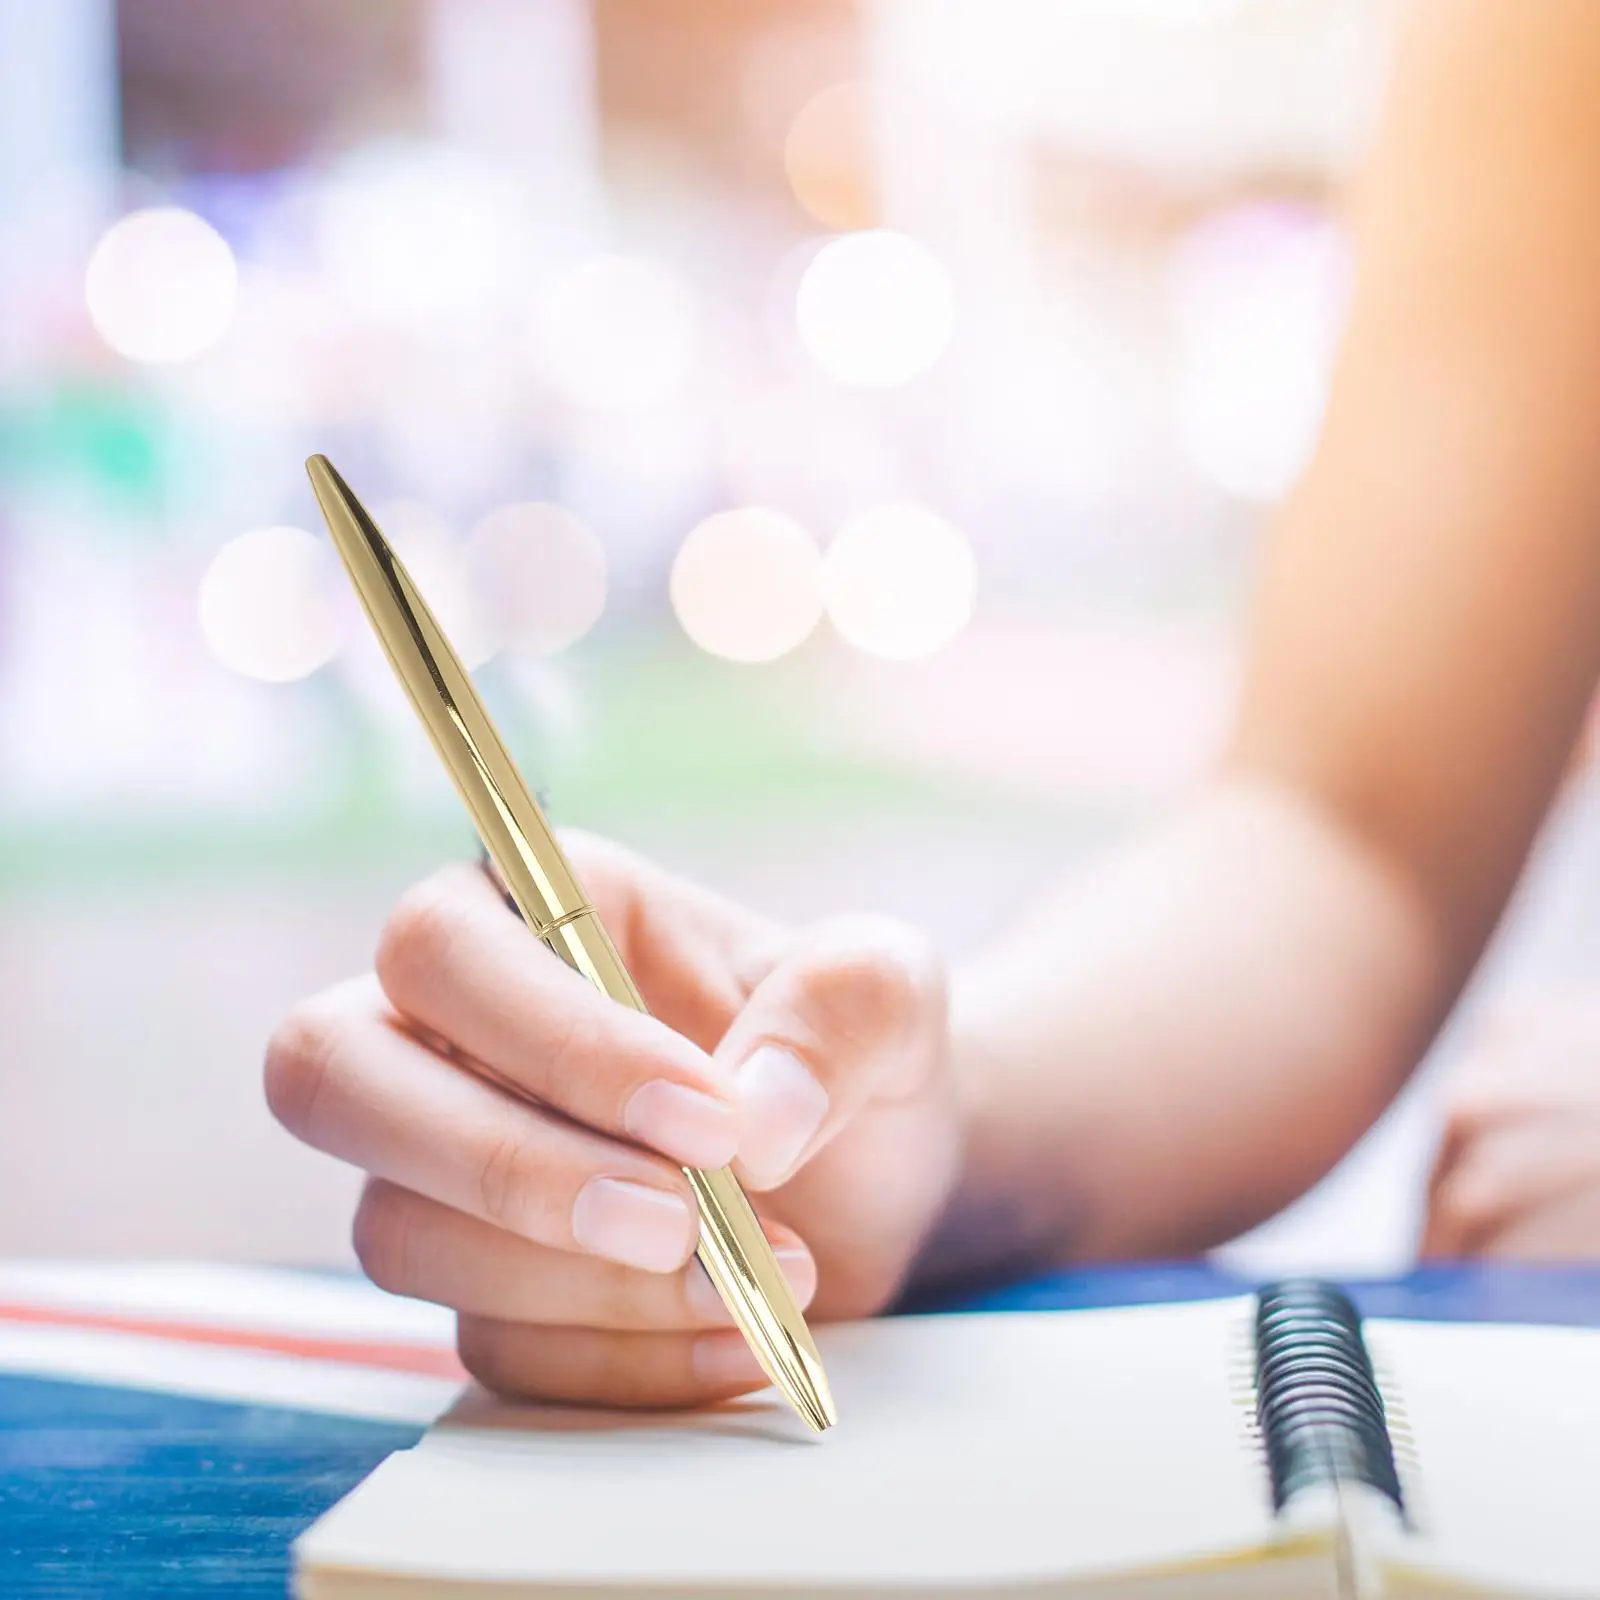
308,454,833,1429
539,907,648,1013
547,911,834,1429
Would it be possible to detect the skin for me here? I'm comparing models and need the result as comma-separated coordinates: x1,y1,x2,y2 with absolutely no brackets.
266,842,958,1406
1426,992,1600,1259
267,0,1600,1407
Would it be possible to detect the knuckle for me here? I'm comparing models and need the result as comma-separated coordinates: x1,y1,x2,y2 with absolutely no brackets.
263,1001,345,1141
475,1129,538,1232
351,1181,413,1294
456,1317,519,1397
1441,1080,1499,1131
801,918,941,1048
1436,1167,1499,1234
1429,1185,1467,1238
541,1001,601,1091
592,1263,652,1331
376,874,467,1003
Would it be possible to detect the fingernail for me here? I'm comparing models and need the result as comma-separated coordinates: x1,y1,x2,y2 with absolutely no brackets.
693,1331,769,1389
736,1046,828,1187
686,1246,814,1325
571,1178,695,1272
624,1080,738,1169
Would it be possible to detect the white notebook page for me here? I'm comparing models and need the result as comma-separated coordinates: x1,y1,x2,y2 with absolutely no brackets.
297,1298,1292,1593
1366,1317,1600,1597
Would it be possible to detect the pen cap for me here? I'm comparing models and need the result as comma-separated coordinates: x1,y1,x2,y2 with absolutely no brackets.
306,455,589,934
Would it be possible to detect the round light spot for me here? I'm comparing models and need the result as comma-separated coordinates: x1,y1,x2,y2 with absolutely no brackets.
795,230,953,389
532,254,698,412
821,503,976,660
670,508,823,663
199,526,339,682
784,81,877,232
468,502,607,655
315,142,530,327
85,206,238,364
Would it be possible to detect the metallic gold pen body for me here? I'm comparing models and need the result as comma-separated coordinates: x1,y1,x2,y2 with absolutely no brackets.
306,455,835,1433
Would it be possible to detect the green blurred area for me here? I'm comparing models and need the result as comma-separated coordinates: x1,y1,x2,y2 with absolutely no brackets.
0,634,1072,901
0,382,170,514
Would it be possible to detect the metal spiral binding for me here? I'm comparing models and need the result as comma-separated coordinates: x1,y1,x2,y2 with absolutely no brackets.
1254,1280,1405,1520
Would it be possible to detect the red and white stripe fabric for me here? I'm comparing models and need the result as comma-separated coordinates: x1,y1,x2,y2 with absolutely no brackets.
0,1262,466,1422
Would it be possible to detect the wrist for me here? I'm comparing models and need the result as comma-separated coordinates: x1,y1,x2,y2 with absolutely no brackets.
901,978,1063,1296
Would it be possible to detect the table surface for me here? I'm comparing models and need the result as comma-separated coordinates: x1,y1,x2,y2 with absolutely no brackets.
8,1261,1600,1598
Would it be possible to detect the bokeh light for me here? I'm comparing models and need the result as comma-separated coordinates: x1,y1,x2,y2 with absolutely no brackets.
531,254,698,412
376,502,496,668
784,81,877,232
821,503,976,660
468,502,607,655
670,508,823,663
1170,203,1348,502
315,142,531,327
85,206,238,364
198,527,339,683
795,230,954,389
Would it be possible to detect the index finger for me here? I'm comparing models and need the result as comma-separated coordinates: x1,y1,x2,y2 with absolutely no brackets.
376,862,739,1170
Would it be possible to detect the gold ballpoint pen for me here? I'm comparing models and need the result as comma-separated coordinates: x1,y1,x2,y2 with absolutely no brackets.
306,455,836,1433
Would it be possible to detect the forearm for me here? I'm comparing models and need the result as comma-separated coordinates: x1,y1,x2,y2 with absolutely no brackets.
910,0,1600,1286
919,775,1444,1281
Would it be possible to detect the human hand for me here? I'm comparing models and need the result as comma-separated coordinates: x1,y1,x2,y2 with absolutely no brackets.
265,832,959,1407
1423,993,1600,1259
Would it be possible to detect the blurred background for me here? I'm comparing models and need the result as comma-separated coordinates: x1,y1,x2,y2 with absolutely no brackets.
5,0,1597,1274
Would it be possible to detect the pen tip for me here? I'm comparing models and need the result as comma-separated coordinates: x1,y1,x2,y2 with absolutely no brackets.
812,1385,838,1433
791,1349,837,1433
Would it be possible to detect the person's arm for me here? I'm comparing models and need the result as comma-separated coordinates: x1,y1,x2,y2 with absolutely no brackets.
265,3,1600,1412
926,0,1600,1280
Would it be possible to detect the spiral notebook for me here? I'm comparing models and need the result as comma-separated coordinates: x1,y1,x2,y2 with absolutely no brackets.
295,1283,1600,1598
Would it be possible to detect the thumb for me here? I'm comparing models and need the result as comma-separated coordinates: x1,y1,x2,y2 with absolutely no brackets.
712,915,944,1191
